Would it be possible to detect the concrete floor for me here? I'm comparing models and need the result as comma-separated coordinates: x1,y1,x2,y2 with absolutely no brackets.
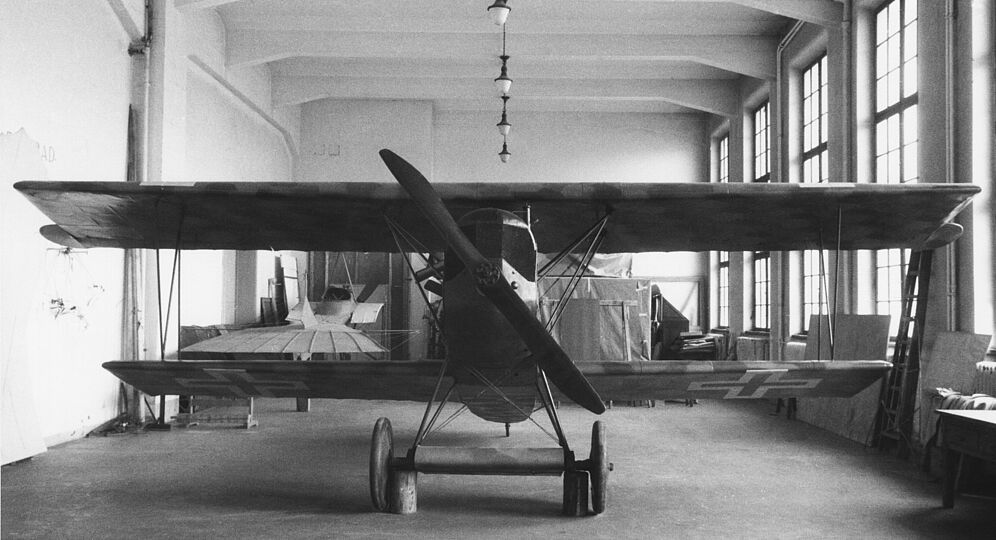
2,398,994,539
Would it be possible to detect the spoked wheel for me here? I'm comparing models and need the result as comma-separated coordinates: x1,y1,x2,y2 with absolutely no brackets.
589,421,611,515
369,417,394,511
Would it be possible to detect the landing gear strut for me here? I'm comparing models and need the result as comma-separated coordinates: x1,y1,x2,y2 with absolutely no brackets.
368,417,611,516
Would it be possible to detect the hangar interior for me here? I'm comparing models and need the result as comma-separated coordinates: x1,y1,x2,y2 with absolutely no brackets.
2,0,995,536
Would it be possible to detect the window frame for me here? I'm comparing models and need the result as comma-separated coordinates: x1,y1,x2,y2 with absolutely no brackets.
751,102,771,331
718,250,730,328
872,0,917,336
714,132,731,328
752,251,771,331
801,55,829,184
753,102,771,183
799,54,830,331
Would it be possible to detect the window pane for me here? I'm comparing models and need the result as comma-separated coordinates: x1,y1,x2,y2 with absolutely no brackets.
889,35,901,71
889,115,901,151
904,21,917,61
903,59,918,97
877,8,889,44
888,69,900,105
888,150,901,183
903,104,918,145
903,143,918,183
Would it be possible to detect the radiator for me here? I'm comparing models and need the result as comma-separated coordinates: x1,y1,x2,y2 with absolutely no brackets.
973,360,996,396
736,335,770,361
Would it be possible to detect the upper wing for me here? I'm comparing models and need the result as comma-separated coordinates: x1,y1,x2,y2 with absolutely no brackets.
15,180,978,253
579,360,891,400
104,358,888,402
103,360,448,402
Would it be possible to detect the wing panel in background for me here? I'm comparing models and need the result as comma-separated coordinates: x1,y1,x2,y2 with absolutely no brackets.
579,360,891,400
103,360,448,402
15,181,979,253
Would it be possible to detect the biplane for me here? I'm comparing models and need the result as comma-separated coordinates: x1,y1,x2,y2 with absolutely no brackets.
14,150,978,516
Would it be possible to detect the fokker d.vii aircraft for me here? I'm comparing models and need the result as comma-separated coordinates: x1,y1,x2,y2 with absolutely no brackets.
14,150,978,516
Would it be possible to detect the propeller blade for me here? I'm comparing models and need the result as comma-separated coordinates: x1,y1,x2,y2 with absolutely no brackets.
379,149,605,414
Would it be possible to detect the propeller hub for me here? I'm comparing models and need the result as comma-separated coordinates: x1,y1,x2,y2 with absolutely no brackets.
474,261,502,287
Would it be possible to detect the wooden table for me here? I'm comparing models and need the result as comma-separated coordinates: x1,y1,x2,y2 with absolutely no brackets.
937,409,996,508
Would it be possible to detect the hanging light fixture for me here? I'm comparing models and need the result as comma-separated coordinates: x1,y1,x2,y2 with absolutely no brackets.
487,0,510,26
491,5,512,163
496,95,511,136
494,25,512,95
495,57,512,95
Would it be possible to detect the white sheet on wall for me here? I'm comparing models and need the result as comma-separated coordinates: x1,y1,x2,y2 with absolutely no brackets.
1,129,49,464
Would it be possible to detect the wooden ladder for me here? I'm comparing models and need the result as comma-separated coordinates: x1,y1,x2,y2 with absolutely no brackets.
874,249,933,457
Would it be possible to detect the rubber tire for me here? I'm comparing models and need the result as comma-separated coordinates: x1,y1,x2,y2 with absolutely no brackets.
589,420,609,515
369,417,394,511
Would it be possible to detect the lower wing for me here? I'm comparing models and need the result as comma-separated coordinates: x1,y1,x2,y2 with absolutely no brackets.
103,360,449,401
104,359,888,402
580,360,891,400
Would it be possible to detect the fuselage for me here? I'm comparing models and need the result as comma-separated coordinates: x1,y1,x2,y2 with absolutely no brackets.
443,208,540,423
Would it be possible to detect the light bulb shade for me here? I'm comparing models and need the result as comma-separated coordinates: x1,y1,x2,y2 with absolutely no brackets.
495,60,512,95
497,120,511,137
487,1,510,26
495,77,512,95
499,142,511,163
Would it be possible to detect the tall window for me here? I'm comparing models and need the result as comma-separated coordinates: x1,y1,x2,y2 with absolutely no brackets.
753,102,771,183
718,251,730,327
718,135,730,183
803,250,828,327
801,56,830,328
753,252,771,330
802,55,829,184
752,102,771,330
875,0,917,334
716,134,730,327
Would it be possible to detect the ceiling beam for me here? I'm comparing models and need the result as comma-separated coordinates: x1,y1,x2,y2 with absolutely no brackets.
594,0,842,27
105,0,143,41
432,98,697,114
175,0,241,12
273,77,739,116
729,0,842,27
222,13,783,36
272,57,738,81
229,31,776,79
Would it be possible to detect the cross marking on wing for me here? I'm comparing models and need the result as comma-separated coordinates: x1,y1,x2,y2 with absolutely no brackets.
687,370,821,398
176,368,309,398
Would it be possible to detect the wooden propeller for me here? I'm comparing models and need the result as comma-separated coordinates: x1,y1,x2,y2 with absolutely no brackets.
379,149,605,415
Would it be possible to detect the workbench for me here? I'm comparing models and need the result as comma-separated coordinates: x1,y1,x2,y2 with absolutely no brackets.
938,409,996,508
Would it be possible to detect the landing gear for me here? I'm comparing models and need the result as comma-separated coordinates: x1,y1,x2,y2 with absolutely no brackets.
369,417,611,516
369,417,393,511
589,421,610,515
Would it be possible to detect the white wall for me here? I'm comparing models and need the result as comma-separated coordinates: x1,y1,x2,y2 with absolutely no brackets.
297,99,434,183
175,8,298,328
0,2,302,457
1,0,132,454
185,72,292,182
434,111,709,183
296,101,710,185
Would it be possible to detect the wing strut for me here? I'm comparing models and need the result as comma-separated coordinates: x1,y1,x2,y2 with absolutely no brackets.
540,214,609,332
148,204,186,430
